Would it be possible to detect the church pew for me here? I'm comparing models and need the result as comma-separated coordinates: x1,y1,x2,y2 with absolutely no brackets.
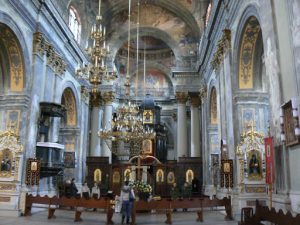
245,200,300,225
130,197,232,225
25,194,114,224
131,199,173,224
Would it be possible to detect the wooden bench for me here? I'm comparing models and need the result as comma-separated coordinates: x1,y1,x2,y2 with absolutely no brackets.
242,200,300,225
131,197,232,225
25,194,114,224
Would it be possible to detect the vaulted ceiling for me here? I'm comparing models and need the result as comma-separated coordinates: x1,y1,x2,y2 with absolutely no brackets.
52,0,210,98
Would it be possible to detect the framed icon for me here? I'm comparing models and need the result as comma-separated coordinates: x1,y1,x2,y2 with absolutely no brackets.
142,139,152,154
156,169,164,183
143,110,153,124
167,171,175,184
221,160,233,174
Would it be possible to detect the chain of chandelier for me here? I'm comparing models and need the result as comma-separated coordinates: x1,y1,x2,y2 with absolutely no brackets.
98,0,156,148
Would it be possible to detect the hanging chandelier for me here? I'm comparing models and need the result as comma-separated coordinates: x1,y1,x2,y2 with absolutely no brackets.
98,0,155,154
76,0,117,95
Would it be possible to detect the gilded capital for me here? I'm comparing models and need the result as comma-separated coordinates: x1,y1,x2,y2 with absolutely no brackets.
33,32,45,56
190,95,201,107
176,92,188,104
102,91,114,104
89,91,101,107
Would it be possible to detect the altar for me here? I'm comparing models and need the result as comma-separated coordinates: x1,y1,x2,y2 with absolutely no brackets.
86,156,203,197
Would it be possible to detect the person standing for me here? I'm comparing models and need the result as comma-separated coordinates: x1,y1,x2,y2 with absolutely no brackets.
81,182,90,199
70,178,78,198
91,182,100,199
120,180,135,224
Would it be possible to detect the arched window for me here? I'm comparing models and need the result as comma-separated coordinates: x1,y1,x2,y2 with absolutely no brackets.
68,6,81,43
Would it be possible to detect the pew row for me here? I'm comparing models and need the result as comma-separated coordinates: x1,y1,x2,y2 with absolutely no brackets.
243,200,300,225
131,197,232,225
24,194,114,224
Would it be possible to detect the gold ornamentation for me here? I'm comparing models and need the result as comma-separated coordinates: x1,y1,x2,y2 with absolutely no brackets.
102,91,115,104
210,87,217,124
0,196,11,202
176,92,188,104
190,95,201,107
211,29,231,70
33,32,45,56
245,186,266,193
33,32,66,76
0,130,23,154
0,26,24,92
89,91,101,107
0,183,16,191
199,82,207,102
62,89,77,126
239,17,260,89
81,86,90,104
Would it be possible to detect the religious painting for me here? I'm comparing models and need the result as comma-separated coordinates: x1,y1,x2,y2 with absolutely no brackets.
220,159,233,188
64,152,75,168
247,150,262,180
0,149,13,175
142,139,152,154
25,158,41,185
156,169,164,183
6,110,20,132
221,160,233,174
124,168,132,181
282,101,300,146
94,169,102,183
113,171,120,184
143,110,153,124
185,169,194,184
167,171,175,184
241,108,255,132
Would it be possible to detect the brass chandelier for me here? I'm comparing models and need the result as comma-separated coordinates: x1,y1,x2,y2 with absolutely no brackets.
76,0,117,94
98,0,155,153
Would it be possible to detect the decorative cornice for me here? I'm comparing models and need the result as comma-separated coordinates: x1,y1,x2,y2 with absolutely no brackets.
211,29,231,70
33,32,67,76
80,86,90,105
102,91,115,105
175,92,188,104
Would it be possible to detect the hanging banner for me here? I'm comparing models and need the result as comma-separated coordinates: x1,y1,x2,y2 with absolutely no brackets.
264,137,275,184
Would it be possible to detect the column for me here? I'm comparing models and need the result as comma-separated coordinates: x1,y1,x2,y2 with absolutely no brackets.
101,91,114,163
90,92,102,156
190,95,201,157
176,92,188,159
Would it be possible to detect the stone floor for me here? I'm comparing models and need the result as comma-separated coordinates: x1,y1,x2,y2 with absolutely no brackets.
0,208,238,225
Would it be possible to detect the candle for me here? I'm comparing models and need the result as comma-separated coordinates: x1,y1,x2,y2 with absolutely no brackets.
98,0,101,16
95,56,98,67
129,0,131,15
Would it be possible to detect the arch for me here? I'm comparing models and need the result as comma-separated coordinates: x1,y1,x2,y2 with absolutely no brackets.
61,88,77,127
111,26,181,60
68,5,81,43
237,16,261,90
209,87,217,125
0,23,25,92
0,13,31,92
104,0,200,40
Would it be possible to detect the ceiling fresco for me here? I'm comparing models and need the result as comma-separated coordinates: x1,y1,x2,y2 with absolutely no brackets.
50,0,209,98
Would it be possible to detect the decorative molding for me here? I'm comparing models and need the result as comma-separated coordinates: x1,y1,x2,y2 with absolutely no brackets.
199,84,207,103
80,86,90,104
33,32,67,76
102,91,114,105
175,92,188,104
0,183,16,191
211,29,231,70
89,91,102,107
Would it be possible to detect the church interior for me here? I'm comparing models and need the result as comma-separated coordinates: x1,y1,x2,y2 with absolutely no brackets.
1,0,300,223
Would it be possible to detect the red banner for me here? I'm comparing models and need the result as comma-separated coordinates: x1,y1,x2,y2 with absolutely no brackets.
264,137,275,184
